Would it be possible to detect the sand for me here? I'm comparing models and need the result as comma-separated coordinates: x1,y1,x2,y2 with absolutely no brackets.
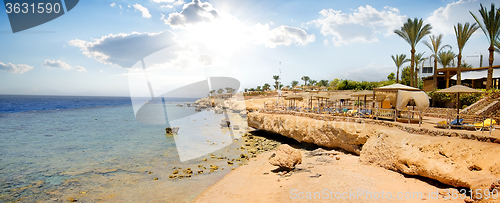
193,149,467,203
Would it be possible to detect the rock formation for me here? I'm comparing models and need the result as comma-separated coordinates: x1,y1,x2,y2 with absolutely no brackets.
269,144,302,170
249,112,500,200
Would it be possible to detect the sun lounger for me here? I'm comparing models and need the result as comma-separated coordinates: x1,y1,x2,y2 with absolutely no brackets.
436,118,463,129
463,119,496,131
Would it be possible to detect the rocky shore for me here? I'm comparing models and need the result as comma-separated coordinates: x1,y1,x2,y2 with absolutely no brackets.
246,112,500,201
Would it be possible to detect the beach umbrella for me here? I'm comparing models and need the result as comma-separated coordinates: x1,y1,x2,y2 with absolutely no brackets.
351,90,373,109
284,95,303,109
330,94,351,110
313,93,330,112
435,85,482,121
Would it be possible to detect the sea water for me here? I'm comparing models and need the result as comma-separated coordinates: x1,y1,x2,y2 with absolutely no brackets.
0,95,249,202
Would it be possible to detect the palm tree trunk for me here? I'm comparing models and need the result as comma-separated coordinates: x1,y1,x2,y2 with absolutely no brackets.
396,67,400,83
414,64,418,88
487,46,494,89
457,54,462,85
410,49,415,87
433,58,438,89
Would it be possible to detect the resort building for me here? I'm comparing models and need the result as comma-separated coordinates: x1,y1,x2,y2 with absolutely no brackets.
422,65,500,92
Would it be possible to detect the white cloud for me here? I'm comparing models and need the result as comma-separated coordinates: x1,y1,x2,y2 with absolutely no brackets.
198,54,213,66
42,60,86,72
110,2,116,7
426,0,496,36
161,5,174,9
153,0,184,5
133,3,152,18
163,0,219,28
253,24,315,48
69,31,178,68
173,0,185,5
339,63,393,81
0,62,33,74
152,0,175,3
310,5,406,46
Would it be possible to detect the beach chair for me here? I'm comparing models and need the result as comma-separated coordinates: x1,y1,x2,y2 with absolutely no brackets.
463,119,496,131
436,118,463,129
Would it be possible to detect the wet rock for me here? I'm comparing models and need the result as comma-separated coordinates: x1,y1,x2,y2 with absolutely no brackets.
269,144,302,170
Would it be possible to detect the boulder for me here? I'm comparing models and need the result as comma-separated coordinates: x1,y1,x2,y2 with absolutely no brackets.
269,144,302,170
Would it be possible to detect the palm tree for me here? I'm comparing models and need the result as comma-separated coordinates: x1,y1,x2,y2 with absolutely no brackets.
272,75,280,90
309,80,317,86
209,89,216,97
301,76,310,86
470,3,500,89
394,18,432,87
263,83,270,91
317,79,329,87
414,52,426,84
454,22,480,85
438,50,457,69
495,39,500,53
291,80,299,88
391,54,410,83
424,34,451,90
217,88,224,95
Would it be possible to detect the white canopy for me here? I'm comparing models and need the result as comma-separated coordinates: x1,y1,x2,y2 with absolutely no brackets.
396,90,430,111
451,68,500,80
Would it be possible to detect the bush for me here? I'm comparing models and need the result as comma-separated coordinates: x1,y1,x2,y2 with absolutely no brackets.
427,89,496,108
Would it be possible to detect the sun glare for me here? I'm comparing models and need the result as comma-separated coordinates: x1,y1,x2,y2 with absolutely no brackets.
183,14,249,56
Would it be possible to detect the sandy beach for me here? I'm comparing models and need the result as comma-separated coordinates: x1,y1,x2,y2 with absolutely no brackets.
193,146,466,203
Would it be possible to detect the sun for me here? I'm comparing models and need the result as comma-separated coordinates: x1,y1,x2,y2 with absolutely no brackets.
182,13,250,56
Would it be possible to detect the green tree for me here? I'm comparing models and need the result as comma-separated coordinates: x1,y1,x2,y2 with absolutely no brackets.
301,76,310,86
461,62,474,68
470,3,500,89
291,80,299,88
438,50,457,69
424,34,451,90
317,79,329,87
391,54,410,83
272,75,280,90
217,88,224,95
400,66,411,86
256,86,262,91
495,39,500,53
394,18,432,87
209,89,216,96
454,22,480,85
414,52,426,84
263,83,271,91
387,72,395,81
309,79,317,86
225,87,235,94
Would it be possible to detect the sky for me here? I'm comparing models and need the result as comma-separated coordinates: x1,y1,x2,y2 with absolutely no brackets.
1,0,500,96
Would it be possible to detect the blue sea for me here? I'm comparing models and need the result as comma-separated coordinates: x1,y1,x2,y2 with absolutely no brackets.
0,95,249,202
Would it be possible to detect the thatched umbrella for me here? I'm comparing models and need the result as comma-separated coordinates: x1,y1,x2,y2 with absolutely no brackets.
351,90,373,109
330,94,351,110
284,95,303,109
435,85,482,121
314,93,330,112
